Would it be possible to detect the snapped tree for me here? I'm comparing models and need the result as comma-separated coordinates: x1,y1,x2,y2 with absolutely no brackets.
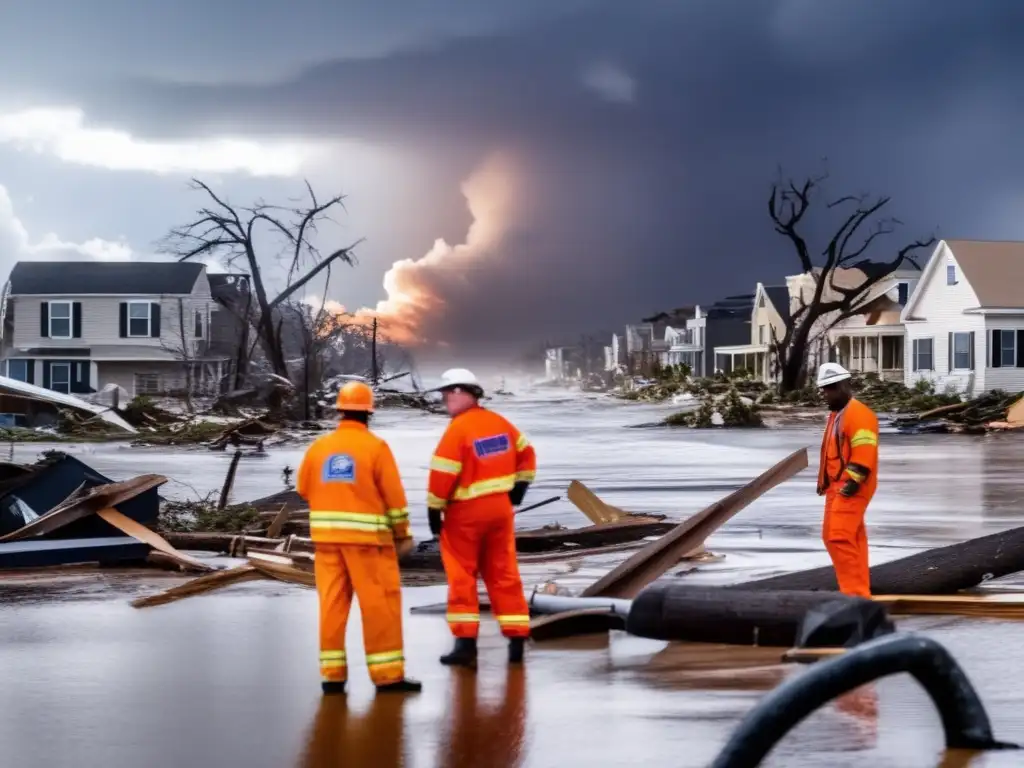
768,170,935,392
160,179,364,382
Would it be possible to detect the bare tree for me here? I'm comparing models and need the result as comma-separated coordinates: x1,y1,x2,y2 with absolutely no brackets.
160,297,198,413
160,179,364,381
768,169,935,392
282,298,350,420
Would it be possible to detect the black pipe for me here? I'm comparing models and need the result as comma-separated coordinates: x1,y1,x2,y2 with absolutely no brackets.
711,633,1018,768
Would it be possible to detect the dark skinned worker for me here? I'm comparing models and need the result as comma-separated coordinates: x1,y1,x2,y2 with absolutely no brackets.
297,380,421,695
426,368,537,668
815,362,879,598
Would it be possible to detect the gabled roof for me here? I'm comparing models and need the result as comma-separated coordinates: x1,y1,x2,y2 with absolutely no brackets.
945,239,1024,308
902,239,1024,319
761,285,791,323
7,261,205,296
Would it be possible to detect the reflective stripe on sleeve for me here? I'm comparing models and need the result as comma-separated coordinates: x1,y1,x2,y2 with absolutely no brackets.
850,429,878,448
430,455,463,474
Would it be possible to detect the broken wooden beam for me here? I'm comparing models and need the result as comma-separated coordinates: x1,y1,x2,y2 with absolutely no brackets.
131,564,265,609
582,447,808,599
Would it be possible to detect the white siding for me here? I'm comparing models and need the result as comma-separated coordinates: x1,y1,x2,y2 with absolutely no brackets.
9,281,217,358
903,243,986,395
982,318,1024,392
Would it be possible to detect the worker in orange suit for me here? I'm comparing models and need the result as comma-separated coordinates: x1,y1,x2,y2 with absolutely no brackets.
427,368,537,668
815,362,879,599
297,380,421,695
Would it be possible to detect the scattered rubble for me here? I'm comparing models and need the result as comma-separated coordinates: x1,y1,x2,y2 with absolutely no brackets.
663,389,765,428
893,390,1024,434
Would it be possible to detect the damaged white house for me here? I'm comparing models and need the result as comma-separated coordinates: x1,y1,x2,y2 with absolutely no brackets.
0,261,232,397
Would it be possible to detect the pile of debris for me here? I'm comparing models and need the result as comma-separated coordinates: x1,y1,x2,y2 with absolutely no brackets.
0,451,207,572
663,389,765,428
893,390,1024,434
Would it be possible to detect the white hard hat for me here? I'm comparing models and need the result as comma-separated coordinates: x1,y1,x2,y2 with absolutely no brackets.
816,362,851,388
436,367,483,393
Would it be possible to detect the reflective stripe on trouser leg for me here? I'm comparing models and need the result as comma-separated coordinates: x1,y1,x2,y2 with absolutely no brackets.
319,650,347,682
315,543,353,682
480,505,531,638
343,544,408,686
440,518,483,639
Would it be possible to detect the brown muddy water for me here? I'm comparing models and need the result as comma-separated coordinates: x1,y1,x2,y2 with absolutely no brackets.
2,390,1024,767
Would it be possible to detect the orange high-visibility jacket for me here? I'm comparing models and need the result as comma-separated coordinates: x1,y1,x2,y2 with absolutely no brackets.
817,398,879,500
427,406,537,510
297,421,410,545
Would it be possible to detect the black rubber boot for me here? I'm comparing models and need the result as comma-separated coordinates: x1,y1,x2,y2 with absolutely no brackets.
376,678,423,694
508,637,526,664
321,681,347,695
440,637,478,668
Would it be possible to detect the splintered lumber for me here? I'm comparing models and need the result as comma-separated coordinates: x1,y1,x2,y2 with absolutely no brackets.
738,523,1024,595
567,480,630,524
582,447,809,599
625,585,874,647
248,552,316,587
97,508,212,572
265,503,291,539
0,474,167,543
131,564,264,608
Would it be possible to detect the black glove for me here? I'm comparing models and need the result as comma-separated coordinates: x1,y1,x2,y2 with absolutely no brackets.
839,463,870,498
508,481,529,507
839,478,860,498
428,508,443,536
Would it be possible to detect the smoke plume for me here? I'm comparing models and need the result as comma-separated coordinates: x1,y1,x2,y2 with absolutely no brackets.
349,150,521,348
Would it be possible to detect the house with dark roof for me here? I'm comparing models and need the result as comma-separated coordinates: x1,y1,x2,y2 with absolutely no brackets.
0,261,229,397
714,283,791,381
901,239,1024,396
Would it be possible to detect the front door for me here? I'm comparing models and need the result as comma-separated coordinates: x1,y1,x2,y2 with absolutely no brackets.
49,362,71,394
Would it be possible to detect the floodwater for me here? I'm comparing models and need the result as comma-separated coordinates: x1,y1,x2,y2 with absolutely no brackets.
3,390,1024,766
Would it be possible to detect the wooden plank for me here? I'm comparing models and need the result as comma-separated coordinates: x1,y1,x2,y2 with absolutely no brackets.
875,593,1024,619
248,552,317,587
567,480,628,524
96,507,212,572
582,447,809,599
265,503,291,539
131,564,264,609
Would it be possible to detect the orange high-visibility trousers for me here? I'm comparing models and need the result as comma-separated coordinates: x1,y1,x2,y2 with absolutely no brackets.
440,498,530,639
822,491,871,598
314,543,406,685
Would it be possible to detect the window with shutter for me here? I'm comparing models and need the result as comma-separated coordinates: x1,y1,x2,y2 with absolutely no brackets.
127,301,151,337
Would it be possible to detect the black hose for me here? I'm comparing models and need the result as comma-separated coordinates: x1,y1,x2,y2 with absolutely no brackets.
711,633,1018,768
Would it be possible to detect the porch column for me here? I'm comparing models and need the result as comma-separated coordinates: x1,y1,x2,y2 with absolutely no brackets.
876,332,882,372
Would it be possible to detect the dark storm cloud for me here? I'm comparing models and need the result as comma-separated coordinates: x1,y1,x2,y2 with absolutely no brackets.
20,0,1024,354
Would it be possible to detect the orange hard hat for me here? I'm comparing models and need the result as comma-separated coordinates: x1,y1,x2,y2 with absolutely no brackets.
336,380,374,412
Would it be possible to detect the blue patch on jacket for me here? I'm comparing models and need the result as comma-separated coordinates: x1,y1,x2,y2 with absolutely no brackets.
473,434,510,458
323,454,356,482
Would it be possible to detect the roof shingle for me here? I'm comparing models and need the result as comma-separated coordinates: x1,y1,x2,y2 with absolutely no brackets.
8,261,205,296
945,240,1024,308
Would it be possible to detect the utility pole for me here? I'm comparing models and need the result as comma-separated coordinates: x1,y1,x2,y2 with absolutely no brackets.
370,317,379,386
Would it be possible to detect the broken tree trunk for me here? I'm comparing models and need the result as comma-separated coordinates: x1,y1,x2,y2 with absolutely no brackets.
582,448,809,599
736,522,1024,595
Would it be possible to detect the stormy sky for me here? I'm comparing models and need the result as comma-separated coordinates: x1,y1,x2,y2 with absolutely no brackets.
1,0,1023,361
